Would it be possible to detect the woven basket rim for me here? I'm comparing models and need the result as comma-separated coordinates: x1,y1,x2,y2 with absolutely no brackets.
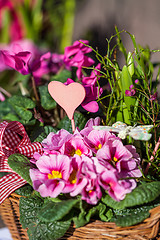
1,192,160,240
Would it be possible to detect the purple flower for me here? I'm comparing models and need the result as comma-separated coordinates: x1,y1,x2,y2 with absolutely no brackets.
125,85,136,96
82,63,101,85
149,92,158,101
64,40,95,79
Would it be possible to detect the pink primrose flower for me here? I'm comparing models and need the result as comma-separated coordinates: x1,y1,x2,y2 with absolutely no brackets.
63,155,88,195
84,129,114,154
62,133,92,158
80,117,100,136
64,40,95,79
30,154,71,198
42,129,71,154
79,156,102,204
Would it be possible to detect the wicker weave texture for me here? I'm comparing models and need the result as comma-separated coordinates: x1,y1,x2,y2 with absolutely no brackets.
0,193,28,240
0,193,160,240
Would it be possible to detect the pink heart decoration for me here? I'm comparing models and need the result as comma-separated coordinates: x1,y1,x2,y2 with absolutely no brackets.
48,81,86,119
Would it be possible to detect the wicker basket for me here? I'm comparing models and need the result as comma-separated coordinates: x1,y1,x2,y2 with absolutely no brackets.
0,193,160,240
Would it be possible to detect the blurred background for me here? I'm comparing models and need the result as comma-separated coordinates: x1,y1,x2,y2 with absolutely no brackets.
0,0,160,56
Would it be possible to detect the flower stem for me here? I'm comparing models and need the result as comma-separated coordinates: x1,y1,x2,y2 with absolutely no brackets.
144,136,160,175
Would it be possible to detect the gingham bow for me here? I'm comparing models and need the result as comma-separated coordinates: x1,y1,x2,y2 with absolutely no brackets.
0,121,43,204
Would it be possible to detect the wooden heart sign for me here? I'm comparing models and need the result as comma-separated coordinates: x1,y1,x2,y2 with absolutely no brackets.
48,81,86,120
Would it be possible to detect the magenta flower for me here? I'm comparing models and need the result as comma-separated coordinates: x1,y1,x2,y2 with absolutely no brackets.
0,0,24,41
0,91,5,101
65,78,102,113
63,155,88,195
80,117,100,136
42,129,71,154
149,92,158,101
30,122,142,203
125,84,136,96
64,40,95,79
80,156,102,204
61,132,92,157
81,84,103,112
30,154,71,198
84,129,114,154
82,63,101,85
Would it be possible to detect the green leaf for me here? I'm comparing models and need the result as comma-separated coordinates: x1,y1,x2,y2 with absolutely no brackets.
8,153,33,185
38,199,79,222
39,85,57,110
33,125,57,143
19,196,44,229
58,112,87,133
27,218,71,240
20,196,71,240
102,182,160,210
15,184,33,197
127,52,134,77
111,205,153,227
8,95,35,123
50,69,71,83
8,95,35,109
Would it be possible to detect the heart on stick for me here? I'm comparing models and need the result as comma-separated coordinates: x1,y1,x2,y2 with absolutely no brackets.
48,81,86,120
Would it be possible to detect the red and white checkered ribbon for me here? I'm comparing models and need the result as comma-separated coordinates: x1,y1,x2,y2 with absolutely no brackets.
0,121,43,204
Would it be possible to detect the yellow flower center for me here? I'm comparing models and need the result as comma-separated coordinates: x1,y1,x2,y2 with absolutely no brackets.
70,148,82,157
113,157,118,162
48,170,62,179
75,149,82,156
95,143,102,150
69,170,77,184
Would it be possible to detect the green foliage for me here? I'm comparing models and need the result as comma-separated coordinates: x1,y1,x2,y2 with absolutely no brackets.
15,184,34,197
7,95,36,125
57,111,87,133
50,69,72,83
102,181,160,210
20,196,71,240
33,125,57,143
111,204,155,227
38,199,79,222
39,85,57,110
8,154,33,185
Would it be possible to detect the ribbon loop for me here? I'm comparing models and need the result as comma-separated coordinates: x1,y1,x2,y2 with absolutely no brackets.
0,121,43,204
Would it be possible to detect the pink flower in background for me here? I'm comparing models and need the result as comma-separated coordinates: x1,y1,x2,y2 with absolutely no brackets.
81,84,103,112
82,63,101,85
64,40,95,79
0,91,5,101
30,154,71,198
149,92,158,101
1,49,32,74
65,78,102,113
0,0,24,41
125,84,136,96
